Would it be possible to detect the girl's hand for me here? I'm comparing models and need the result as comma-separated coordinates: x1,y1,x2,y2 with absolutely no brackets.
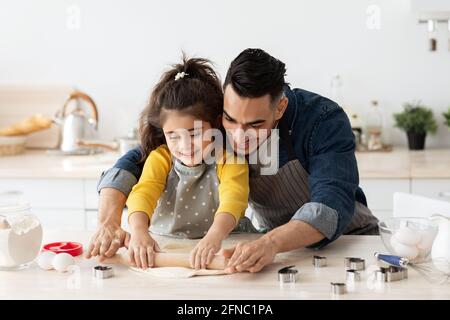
128,228,160,269
190,213,237,270
190,232,223,270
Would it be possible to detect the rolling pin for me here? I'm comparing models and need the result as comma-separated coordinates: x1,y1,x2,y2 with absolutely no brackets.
101,252,229,270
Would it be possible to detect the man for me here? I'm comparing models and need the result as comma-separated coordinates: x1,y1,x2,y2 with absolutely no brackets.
86,48,378,273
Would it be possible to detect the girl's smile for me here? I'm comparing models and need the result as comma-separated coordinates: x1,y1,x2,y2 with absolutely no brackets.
162,111,214,167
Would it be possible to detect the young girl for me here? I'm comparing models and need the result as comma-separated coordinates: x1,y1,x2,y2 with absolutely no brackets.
126,56,249,270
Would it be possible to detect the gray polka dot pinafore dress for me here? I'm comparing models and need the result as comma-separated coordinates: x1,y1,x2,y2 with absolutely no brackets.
149,158,220,239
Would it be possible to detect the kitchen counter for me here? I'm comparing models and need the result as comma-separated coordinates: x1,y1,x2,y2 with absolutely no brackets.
1,148,450,179
0,231,447,300
356,148,450,179
0,150,120,179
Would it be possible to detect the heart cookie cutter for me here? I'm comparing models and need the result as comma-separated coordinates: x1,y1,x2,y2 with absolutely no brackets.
93,265,114,279
375,265,408,282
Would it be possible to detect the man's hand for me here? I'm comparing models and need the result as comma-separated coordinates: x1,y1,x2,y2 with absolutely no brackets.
85,224,130,261
85,187,129,261
222,220,325,273
223,236,278,273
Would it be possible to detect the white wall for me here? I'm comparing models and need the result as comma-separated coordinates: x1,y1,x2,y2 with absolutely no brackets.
1,0,449,147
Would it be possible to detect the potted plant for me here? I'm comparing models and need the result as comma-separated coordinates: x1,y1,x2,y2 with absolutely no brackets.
444,107,450,131
393,102,437,150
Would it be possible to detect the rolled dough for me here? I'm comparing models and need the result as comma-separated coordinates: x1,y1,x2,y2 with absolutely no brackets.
129,241,227,278
130,266,226,278
160,242,193,253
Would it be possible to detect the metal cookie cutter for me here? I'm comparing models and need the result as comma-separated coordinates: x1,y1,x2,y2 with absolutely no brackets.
345,257,366,271
346,269,361,282
278,265,298,283
93,265,114,279
375,266,408,282
330,282,346,295
313,255,327,268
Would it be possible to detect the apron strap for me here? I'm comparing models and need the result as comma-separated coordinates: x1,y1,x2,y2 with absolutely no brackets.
279,121,297,161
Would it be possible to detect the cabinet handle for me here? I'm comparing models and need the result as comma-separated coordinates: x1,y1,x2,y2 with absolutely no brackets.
439,191,450,198
0,190,22,196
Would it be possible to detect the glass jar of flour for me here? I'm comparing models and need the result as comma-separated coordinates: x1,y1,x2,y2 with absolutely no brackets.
0,192,43,270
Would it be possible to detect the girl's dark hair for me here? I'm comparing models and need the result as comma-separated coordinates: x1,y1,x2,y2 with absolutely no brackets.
139,54,223,162
224,48,287,102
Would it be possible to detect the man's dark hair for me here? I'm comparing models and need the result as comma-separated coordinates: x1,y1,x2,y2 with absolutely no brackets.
224,48,287,102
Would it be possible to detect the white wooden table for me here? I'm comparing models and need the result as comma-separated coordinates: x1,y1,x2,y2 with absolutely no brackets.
0,230,448,300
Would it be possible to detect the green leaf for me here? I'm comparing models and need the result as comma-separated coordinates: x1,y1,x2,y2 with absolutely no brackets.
393,102,437,134
443,107,450,128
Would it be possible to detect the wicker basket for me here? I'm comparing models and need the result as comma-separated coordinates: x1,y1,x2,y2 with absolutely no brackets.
0,136,27,156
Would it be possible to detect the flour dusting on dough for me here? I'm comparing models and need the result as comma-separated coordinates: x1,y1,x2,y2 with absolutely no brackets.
129,241,226,278
130,266,226,278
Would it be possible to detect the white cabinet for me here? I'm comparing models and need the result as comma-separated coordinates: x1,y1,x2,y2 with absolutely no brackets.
360,179,410,220
0,177,132,231
84,179,99,210
0,179,84,209
33,208,85,230
86,210,99,231
411,179,450,200
0,178,91,231
360,178,450,221
1,176,446,230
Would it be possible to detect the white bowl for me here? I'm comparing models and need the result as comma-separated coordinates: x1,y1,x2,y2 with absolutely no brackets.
378,217,438,263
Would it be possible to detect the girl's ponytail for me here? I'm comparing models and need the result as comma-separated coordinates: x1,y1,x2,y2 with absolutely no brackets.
139,53,224,162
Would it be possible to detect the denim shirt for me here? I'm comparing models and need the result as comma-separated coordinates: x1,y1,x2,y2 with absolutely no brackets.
98,86,368,245
278,86,367,244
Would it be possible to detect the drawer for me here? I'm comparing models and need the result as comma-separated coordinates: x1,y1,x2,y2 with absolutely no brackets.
411,179,450,200
0,179,84,209
360,179,410,211
33,209,85,230
84,179,99,209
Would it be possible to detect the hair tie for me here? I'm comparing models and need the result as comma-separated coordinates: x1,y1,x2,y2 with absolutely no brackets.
174,71,189,81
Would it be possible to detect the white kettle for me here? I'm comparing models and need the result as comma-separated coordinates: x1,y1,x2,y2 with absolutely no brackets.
54,91,99,153
430,214,450,272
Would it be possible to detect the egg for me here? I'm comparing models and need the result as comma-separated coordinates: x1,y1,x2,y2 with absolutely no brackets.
37,251,56,270
52,253,74,272
390,235,419,259
416,229,437,259
394,226,422,246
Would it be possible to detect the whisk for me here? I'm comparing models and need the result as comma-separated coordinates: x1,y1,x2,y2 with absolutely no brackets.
374,252,450,284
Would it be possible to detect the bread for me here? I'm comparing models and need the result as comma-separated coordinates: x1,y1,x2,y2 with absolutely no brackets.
0,114,52,136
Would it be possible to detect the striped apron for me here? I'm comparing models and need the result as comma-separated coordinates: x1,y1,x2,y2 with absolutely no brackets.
247,122,379,236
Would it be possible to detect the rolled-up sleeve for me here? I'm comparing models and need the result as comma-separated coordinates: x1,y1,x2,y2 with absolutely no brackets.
97,167,138,197
96,146,144,197
291,107,358,246
291,202,338,240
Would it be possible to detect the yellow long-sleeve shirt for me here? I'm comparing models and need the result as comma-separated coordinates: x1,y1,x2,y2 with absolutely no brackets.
126,144,249,225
